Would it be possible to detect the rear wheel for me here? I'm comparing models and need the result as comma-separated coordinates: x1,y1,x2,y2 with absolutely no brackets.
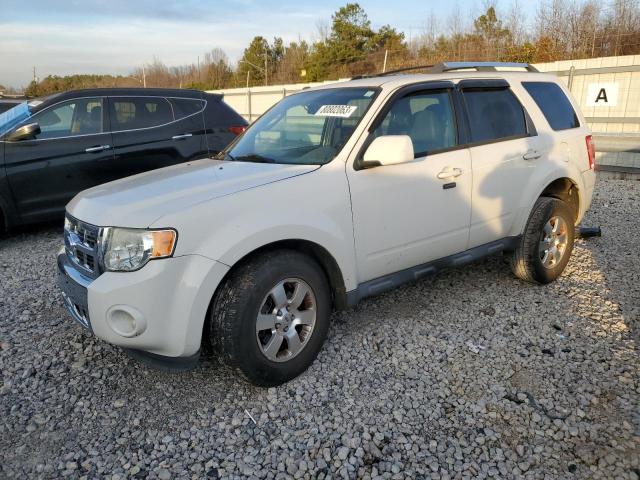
510,197,575,284
209,250,330,386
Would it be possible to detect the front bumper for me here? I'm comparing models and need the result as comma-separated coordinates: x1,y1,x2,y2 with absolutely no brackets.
56,249,230,358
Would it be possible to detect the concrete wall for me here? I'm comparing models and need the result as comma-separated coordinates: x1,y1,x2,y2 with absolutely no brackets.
210,55,640,172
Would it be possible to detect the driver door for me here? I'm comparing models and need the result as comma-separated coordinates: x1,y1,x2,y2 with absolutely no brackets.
347,87,472,282
4,97,113,223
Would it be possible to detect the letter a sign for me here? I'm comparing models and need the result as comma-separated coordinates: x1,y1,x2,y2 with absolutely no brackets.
586,83,618,107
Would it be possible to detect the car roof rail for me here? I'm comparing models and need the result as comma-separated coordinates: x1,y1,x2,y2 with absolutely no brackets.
349,61,539,81
430,61,539,73
378,65,436,76
350,65,435,80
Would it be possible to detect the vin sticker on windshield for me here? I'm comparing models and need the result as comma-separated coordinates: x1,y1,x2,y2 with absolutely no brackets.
314,105,358,117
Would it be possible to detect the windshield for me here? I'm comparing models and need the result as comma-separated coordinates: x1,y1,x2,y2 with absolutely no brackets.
223,87,378,165
0,102,32,137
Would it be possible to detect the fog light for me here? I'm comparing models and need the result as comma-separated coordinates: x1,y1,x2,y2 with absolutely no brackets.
106,306,146,338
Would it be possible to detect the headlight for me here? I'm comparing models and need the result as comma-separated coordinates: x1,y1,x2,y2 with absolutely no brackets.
101,227,177,272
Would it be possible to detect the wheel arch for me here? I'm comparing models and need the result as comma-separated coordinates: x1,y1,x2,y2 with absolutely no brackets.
215,238,349,311
201,238,349,351
538,177,580,222
511,171,584,238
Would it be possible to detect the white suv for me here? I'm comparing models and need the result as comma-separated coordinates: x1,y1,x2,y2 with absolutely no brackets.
57,62,596,386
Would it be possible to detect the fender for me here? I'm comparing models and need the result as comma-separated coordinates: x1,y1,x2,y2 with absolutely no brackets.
153,162,358,292
508,161,586,237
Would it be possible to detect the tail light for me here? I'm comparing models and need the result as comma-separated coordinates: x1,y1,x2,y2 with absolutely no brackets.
228,125,246,136
586,135,596,170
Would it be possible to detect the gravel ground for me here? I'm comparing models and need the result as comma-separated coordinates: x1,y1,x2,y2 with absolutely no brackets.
0,178,638,479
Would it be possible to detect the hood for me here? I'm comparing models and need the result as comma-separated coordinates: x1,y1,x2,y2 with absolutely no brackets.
67,159,319,227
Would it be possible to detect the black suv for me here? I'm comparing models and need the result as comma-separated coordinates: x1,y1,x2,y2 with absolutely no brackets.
0,88,247,229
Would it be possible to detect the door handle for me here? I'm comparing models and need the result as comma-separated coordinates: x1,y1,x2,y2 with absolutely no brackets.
85,145,111,153
523,150,542,160
172,133,193,141
437,167,463,179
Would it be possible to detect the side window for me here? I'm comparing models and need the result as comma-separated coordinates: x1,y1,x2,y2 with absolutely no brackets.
170,98,204,120
374,90,457,156
522,82,579,131
109,97,174,131
33,97,103,139
462,88,527,143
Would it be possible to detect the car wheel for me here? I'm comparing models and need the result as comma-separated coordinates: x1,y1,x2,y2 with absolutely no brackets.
209,249,330,386
510,196,575,284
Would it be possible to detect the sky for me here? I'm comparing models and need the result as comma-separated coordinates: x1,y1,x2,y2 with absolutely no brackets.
0,0,539,89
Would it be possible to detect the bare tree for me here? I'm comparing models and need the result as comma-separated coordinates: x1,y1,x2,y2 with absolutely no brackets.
202,48,232,89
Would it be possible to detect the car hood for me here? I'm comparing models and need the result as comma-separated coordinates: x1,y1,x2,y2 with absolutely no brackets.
67,159,319,227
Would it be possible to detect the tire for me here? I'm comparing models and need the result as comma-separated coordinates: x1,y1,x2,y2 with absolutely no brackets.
510,197,575,284
209,249,331,387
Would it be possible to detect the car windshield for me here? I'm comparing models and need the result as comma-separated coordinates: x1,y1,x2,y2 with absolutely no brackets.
0,102,33,137
222,87,378,165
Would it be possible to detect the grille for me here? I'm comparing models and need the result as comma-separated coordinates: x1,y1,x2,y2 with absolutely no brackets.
64,215,101,278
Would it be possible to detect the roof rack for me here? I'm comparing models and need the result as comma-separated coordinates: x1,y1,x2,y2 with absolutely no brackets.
350,64,437,80
429,61,539,73
377,64,435,76
350,61,539,81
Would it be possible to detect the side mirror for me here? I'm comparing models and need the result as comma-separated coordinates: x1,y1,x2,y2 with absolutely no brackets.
7,122,40,141
362,135,414,168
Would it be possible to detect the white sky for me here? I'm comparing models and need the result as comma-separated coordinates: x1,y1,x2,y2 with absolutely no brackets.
0,0,537,88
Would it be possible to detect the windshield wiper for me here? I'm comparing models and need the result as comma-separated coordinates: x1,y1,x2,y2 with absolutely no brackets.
216,151,236,162
233,154,275,164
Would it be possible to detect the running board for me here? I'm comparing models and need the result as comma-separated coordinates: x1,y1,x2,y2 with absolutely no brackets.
346,236,520,307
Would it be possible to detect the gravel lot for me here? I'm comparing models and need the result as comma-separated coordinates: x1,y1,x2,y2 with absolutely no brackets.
1,178,638,479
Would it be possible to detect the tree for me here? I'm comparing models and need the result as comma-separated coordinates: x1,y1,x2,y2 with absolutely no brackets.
503,42,536,62
329,3,374,63
473,6,512,59
305,3,409,80
238,36,270,86
202,48,232,89
272,40,310,84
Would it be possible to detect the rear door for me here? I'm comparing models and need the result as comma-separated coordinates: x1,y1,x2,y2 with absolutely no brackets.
459,80,543,248
108,95,207,178
168,95,208,158
3,96,113,222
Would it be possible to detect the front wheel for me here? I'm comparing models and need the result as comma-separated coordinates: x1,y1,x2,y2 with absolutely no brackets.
209,250,330,386
510,197,575,284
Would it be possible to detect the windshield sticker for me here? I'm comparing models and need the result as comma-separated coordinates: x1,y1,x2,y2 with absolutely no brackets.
314,105,358,118
364,90,375,97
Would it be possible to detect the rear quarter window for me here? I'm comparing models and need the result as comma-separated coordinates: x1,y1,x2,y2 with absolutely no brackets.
205,98,247,128
522,82,580,131
169,98,204,120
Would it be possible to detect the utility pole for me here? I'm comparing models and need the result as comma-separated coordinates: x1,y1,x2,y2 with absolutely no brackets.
382,50,388,73
264,52,268,86
142,64,146,88
32,66,37,84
